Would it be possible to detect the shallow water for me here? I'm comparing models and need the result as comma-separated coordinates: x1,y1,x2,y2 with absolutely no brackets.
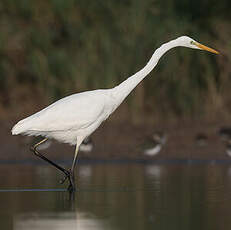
1,162,231,230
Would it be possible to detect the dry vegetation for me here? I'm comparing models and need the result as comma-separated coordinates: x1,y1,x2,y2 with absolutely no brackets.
0,0,230,124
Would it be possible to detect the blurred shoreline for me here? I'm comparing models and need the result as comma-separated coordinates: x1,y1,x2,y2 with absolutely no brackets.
3,117,231,162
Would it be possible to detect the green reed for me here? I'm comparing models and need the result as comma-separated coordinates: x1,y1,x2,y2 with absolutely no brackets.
0,0,230,122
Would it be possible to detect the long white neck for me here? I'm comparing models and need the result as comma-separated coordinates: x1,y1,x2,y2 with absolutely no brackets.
111,39,178,108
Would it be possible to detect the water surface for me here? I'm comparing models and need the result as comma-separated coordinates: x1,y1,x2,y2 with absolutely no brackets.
0,162,231,230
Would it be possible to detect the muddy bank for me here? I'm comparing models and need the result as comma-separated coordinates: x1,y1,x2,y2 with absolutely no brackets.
1,118,231,163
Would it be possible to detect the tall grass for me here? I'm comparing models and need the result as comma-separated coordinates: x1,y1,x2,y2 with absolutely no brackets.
0,0,230,122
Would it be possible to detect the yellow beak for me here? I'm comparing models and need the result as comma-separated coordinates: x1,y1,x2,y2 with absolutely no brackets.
195,42,219,54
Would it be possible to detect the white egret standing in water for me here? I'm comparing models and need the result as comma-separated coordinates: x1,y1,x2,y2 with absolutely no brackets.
11,36,219,191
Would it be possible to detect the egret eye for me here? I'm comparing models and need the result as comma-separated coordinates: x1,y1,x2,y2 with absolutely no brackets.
190,41,194,45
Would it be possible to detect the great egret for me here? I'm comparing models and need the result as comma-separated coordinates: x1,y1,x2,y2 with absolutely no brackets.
11,36,219,191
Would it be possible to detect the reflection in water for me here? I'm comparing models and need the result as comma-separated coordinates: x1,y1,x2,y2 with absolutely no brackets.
79,165,92,180
14,212,109,230
0,163,231,230
14,213,77,230
144,164,163,179
227,166,231,177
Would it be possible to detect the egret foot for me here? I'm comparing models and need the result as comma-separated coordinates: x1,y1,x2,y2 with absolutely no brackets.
59,170,70,184
59,170,75,192
67,172,76,192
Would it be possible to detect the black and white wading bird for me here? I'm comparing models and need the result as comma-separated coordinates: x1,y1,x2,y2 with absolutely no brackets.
194,133,208,147
218,127,231,141
143,132,167,156
79,137,93,153
11,36,219,191
225,138,231,157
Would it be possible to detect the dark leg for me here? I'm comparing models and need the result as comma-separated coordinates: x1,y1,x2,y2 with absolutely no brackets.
30,138,72,189
67,171,75,192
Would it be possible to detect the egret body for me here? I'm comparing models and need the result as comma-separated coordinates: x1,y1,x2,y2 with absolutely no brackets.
11,36,218,191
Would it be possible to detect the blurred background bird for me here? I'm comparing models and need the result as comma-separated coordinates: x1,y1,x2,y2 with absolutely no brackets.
194,133,208,147
225,138,231,157
79,137,94,153
218,127,231,142
142,131,167,156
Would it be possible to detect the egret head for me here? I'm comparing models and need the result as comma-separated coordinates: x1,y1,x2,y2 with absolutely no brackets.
176,36,219,54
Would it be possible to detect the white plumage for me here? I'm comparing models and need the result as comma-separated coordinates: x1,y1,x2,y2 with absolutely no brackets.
144,144,162,156
11,36,218,191
12,90,114,145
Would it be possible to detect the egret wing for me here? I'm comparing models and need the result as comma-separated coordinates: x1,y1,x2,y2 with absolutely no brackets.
22,91,106,132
